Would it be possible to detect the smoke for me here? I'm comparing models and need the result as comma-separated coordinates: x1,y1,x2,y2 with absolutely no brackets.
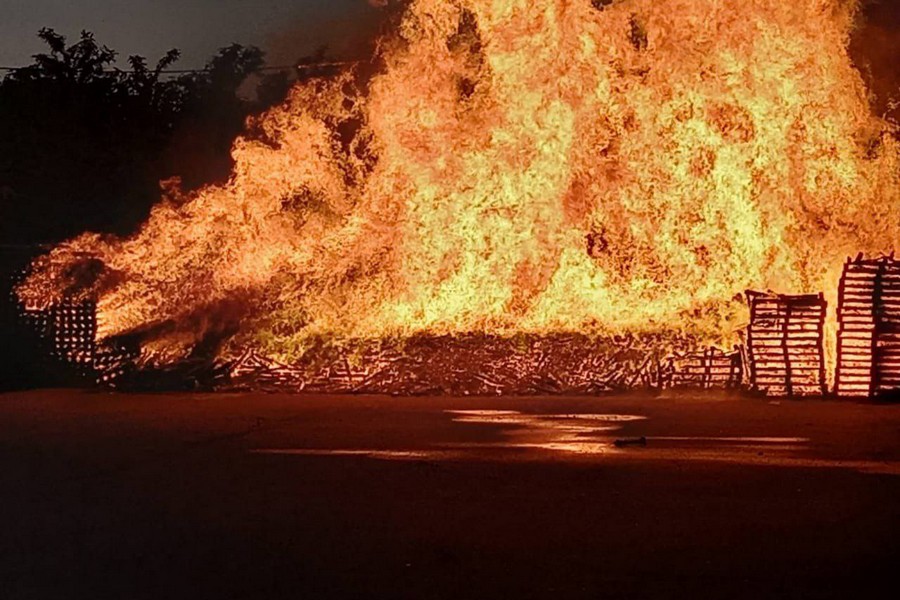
851,0,900,121
262,1,404,67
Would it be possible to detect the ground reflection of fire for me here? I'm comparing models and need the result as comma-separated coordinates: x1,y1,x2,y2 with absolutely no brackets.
250,406,900,474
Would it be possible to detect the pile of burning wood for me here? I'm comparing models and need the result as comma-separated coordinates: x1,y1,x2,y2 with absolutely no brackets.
14,254,900,399
227,333,689,396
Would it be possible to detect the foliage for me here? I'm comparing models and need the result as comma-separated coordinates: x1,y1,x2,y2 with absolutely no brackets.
0,29,285,245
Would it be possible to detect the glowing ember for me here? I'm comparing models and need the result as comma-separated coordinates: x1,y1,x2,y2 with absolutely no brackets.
16,0,900,368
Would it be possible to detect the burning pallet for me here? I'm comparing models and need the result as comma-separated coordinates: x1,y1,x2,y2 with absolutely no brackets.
667,347,743,389
835,255,900,398
16,298,138,386
745,291,827,397
21,300,98,378
4,248,136,386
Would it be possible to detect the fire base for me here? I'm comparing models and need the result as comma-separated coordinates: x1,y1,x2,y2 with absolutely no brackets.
226,332,700,396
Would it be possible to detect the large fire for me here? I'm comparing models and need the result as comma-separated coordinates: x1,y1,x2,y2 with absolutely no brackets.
16,0,900,368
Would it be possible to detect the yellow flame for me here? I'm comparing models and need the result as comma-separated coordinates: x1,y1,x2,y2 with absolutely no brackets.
18,0,900,363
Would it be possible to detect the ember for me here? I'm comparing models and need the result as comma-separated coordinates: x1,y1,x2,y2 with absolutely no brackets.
13,0,900,393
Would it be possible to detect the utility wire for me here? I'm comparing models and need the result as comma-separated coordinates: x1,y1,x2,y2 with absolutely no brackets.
0,61,358,74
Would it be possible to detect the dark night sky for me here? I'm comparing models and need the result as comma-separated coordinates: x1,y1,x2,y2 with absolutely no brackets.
0,0,380,69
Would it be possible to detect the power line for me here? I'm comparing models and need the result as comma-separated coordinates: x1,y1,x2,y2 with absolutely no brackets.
0,60,358,74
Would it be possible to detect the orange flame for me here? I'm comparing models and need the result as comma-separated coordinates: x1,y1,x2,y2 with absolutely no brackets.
17,0,900,364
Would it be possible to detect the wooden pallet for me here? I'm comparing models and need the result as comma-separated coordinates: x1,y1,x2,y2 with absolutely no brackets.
668,347,743,389
835,255,900,398
745,291,827,397
17,297,138,386
21,300,98,378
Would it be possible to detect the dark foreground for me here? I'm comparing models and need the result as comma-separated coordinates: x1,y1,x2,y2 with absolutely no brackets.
2,390,900,599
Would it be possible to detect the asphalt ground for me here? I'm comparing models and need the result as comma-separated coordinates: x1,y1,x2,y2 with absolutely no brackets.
2,389,899,599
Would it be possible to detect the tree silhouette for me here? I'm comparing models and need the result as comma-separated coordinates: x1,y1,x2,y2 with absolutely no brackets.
0,29,281,390
0,29,272,246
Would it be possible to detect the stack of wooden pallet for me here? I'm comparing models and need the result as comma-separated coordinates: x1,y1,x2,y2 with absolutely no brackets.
18,296,140,386
835,255,900,398
667,347,743,389
745,291,827,396
21,300,98,378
